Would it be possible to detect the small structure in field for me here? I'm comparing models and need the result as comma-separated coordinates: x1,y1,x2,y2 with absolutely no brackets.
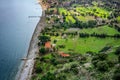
45,41,57,52
45,41,51,49
59,52,70,57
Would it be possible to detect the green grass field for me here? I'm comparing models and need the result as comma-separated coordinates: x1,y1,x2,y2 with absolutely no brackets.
76,16,95,21
79,25,120,35
55,37,120,54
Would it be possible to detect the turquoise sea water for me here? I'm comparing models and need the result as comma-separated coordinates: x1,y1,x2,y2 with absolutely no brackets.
0,0,42,80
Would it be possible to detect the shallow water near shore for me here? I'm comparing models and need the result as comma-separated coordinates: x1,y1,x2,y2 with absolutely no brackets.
0,0,42,80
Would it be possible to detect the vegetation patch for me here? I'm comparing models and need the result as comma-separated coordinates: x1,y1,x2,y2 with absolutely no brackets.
79,25,120,35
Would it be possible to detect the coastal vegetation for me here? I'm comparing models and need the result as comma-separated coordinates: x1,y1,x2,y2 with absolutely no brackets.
32,0,120,80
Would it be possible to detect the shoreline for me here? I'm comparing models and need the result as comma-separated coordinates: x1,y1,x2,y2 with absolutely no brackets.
17,0,46,80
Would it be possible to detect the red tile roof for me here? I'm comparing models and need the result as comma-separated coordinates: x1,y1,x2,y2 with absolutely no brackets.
45,42,51,48
60,52,70,57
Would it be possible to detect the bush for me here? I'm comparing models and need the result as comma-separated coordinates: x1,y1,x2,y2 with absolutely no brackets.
39,47,46,54
35,66,42,73
92,53,107,61
98,53,108,60
118,55,120,63
35,62,42,73
50,58,58,66
40,57,45,62
69,58,73,62
113,73,120,80
53,40,57,43
113,68,120,80
58,45,65,48
71,63,78,69
107,60,115,67
99,46,111,52
96,61,109,72
115,47,120,55
71,68,79,75
86,51,95,56
38,35,50,45
41,72,56,80
92,53,108,68
57,74,67,80
92,60,99,67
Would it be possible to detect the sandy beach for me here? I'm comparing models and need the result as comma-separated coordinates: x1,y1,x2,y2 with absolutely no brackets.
17,0,46,80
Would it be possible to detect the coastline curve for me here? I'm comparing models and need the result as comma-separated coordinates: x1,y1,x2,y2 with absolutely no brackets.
16,1,46,80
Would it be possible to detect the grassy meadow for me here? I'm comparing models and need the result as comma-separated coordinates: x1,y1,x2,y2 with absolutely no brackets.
79,25,120,35
52,37,120,54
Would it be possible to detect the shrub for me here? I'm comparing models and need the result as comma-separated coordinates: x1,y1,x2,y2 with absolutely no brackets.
69,58,73,62
39,47,46,54
38,42,41,46
71,63,78,69
86,51,95,56
50,58,58,66
115,47,120,55
113,68,120,80
80,56,87,64
64,68,70,73
99,46,111,52
71,68,79,75
38,35,50,45
98,53,108,60
35,62,42,73
107,60,115,67
96,61,109,72
92,60,99,67
92,53,108,68
40,57,45,62
57,74,67,80
58,45,65,48
118,55,120,63
41,72,56,80
113,73,120,80
53,40,57,43
35,66,42,73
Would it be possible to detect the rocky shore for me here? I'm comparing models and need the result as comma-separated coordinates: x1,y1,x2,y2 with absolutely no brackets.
17,0,46,80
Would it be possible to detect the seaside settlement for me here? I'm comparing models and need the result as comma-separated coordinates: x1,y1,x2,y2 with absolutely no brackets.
31,0,120,80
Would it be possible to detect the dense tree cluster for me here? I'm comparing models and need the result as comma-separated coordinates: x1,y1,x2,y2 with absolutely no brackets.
38,35,50,46
79,33,120,38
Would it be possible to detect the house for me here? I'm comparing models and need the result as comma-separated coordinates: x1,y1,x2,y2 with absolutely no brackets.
59,52,70,57
45,41,57,52
45,41,51,49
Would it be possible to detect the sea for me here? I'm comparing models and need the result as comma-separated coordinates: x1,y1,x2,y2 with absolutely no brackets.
0,0,42,80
